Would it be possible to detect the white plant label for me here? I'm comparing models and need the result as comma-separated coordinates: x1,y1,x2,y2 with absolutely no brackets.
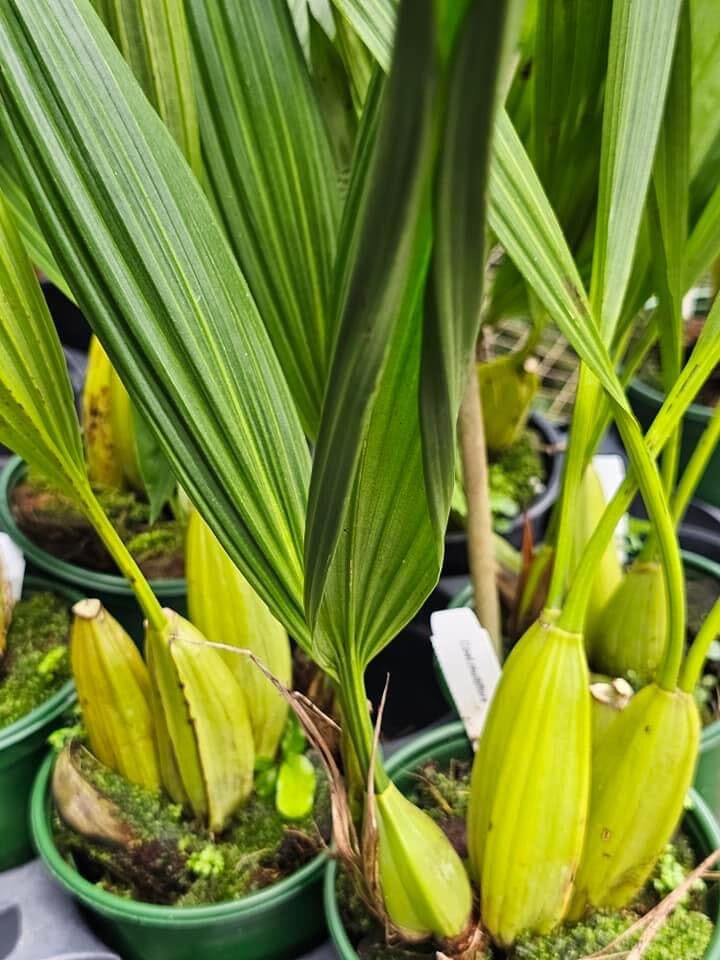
0,533,24,603
430,608,501,751
592,453,628,563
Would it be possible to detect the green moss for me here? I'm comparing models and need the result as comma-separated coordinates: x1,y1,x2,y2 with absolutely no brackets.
54,748,329,907
338,758,715,960
489,433,546,532
125,523,185,563
0,592,70,728
16,472,185,578
24,470,149,533
510,908,712,960
95,485,150,532
407,759,470,822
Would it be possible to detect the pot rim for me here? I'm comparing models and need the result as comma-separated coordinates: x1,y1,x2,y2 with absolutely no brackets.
0,456,186,596
31,751,327,926
324,721,720,959
0,575,80,752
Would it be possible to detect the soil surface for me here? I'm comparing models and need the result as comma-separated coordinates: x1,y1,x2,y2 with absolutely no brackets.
12,477,185,579
52,742,331,907
0,592,71,728
337,760,714,960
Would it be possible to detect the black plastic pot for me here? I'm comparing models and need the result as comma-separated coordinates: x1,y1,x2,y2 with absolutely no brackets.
443,411,563,576
364,588,454,739
41,279,91,351
628,377,720,508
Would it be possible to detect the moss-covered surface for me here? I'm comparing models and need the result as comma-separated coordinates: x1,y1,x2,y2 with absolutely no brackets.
451,428,547,535
489,433,546,533
338,760,714,960
53,744,330,906
0,592,71,728
12,472,185,579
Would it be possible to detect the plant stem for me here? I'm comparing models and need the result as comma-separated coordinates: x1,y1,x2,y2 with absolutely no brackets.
586,315,658,466
459,357,501,654
546,367,597,610
560,407,685,690
336,657,389,793
79,485,166,631
681,595,720,693
671,400,720,526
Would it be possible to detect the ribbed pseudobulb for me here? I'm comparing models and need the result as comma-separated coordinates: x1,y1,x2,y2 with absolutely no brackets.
570,683,699,918
477,354,539,453
71,598,160,789
467,616,590,946
145,609,254,831
186,509,291,760
588,561,666,684
376,782,472,941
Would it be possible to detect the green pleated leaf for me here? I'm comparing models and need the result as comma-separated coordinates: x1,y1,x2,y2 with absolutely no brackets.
488,111,629,412
532,0,578,180
92,0,202,179
0,0,311,645
186,0,341,439
589,0,684,339
131,406,176,523
307,0,512,674
648,4,690,395
334,10,374,113
686,180,720,287
307,11,358,187
329,0,394,69
689,0,720,187
0,149,69,296
304,0,438,656
420,0,512,539
531,0,611,256
0,195,86,499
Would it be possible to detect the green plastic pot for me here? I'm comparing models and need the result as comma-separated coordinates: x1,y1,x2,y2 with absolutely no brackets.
628,378,719,507
324,722,720,960
0,576,80,871
0,456,186,642
446,550,720,819
31,752,328,960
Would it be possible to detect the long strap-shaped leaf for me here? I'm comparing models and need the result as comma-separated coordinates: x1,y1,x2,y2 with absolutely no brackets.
689,0,720,184
686,179,720,287
0,194,85,496
323,0,638,410
488,111,629,412
307,0,512,681
420,0,511,537
304,0,438,646
0,148,68,295
648,5,690,402
329,0,394,69
589,0,683,338
0,0,311,644
91,0,202,180
186,0,341,439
